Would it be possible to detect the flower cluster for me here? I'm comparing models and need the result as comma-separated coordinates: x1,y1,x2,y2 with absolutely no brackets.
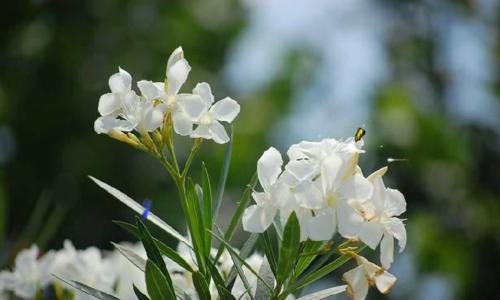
94,47,240,144
242,136,407,299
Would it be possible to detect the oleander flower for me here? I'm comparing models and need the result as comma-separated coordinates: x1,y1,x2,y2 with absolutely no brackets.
0,245,55,299
349,167,407,269
188,82,240,144
343,255,396,300
242,147,284,232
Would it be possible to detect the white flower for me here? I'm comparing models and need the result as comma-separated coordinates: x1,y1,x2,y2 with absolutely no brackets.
349,167,407,269
242,147,283,233
0,245,55,299
97,67,133,117
343,255,396,300
293,154,372,240
187,82,240,144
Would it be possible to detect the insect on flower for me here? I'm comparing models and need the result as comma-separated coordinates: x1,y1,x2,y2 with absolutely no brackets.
355,127,366,142
142,199,152,220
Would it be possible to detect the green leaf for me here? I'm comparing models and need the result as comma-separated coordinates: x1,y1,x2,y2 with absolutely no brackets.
276,212,301,287
294,241,324,277
113,220,194,272
213,125,233,222
201,162,213,256
192,271,211,300
259,230,278,278
295,285,347,300
222,243,256,300
133,284,150,300
223,233,260,286
217,285,237,300
112,242,146,271
145,260,176,300
136,217,172,287
186,178,207,275
53,275,119,300
90,176,189,246
214,172,258,263
255,258,275,300
286,245,366,294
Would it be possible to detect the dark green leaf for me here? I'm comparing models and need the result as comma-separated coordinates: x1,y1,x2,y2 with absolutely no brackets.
192,271,211,300
145,260,176,300
133,284,150,300
259,230,277,277
213,125,233,222
201,162,213,256
294,241,324,278
186,178,207,275
276,212,301,287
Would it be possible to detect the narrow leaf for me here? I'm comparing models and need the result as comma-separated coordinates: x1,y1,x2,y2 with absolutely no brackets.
201,163,213,256
255,258,274,300
276,212,301,287
192,271,211,300
112,242,146,272
133,284,150,300
223,233,260,286
186,178,207,275
145,260,175,300
295,285,347,300
259,230,277,277
53,275,119,300
89,176,189,246
294,241,324,277
213,125,233,222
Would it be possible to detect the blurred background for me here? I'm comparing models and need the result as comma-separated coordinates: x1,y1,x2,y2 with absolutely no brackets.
0,0,499,299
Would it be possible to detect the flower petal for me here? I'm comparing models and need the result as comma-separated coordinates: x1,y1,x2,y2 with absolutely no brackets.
208,121,230,144
338,173,373,200
167,59,191,96
172,111,193,136
257,147,283,192
285,159,317,181
380,233,394,269
191,124,211,139
166,46,184,72
193,82,214,106
242,204,276,233
109,67,131,94
320,154,343,195
337,200,363,238
177,94,206,120
374,270,397,294
94,116,126,134
295,181,324,210
137,80,161,101
98,93,121,116
141,104,165,132
343,265,369,300
358,221,384,249
385,188,406,216
306,209,336,241
210,97,240,123
386,218,407,252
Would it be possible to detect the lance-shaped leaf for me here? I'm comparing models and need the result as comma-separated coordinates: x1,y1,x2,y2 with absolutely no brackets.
294,241,325,278
145,260,176,300
222,233,260,286
201,163,213,254
89,176,189,246
133,284,150,300
192,271,211,300
255,258,275,300
53,275,119,300
295,285,347,300
259,230,277,277
276,212,300,287
112,242,146,271
213,125,233,222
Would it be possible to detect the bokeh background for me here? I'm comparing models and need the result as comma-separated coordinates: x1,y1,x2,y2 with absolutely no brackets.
1,0,499,299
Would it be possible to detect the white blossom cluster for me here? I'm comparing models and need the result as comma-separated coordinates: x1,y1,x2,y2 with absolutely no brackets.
94,47,240,144
0,240,279,300
242,136,407,299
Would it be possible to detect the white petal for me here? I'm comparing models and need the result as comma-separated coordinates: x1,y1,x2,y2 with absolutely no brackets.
343,265,369,300
367,166,388,183
306,209,336,241
167,59,191,96
208,121,230,144
191,124,211,139
193,82,214,105
386,218,406,252
172,111,193,136
338,173,373,200
385,188,406,216
142,105,165,132
94,116,128,134
98,93,121,116
380,233,394,269
109,67,131,93
177,94,206,120
320,155,342,195
257,147,283,192
285,160,317,181
358,222,384,249
336,200,363,238
166,46,184,72
210,97,240,123
295,181,324,209
137,80,161,101
374,270,397,294
242,204,276,233
251,191,267,206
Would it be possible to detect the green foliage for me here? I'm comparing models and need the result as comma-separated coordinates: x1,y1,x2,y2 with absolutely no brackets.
145,260,176,300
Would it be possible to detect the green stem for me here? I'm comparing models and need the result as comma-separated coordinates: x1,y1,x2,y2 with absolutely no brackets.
181,139,202,179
